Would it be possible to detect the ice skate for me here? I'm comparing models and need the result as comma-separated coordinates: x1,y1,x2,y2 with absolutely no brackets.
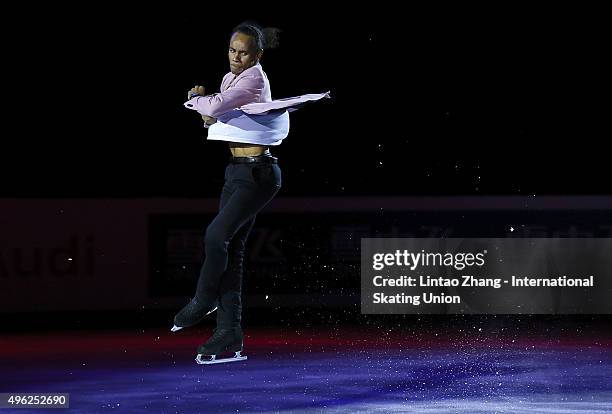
195,326,247,365
171,294,218,332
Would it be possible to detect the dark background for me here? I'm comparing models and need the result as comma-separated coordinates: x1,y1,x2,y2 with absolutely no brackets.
2,4,610,333
1,13,610,414
4,4,610,198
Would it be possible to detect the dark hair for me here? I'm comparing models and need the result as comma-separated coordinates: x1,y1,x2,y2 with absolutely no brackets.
231,21,281,51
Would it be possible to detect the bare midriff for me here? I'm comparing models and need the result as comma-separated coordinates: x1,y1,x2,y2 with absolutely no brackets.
228,142,270,157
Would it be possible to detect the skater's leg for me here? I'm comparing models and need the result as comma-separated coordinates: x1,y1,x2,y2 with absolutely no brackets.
213,171,245,294
172,164,281,331
175,163,280,330
194,218,254,361
219,215,255,293
195,163,280,300
171,178,235,331
216,215,256,328
192,162,281,360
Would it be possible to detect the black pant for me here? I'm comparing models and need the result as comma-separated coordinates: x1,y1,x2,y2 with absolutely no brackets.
196,160,281,328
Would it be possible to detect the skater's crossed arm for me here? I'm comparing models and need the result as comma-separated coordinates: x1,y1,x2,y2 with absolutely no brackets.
186,86,218,127
184,73,264,118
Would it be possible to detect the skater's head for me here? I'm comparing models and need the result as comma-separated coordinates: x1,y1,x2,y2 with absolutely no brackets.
228,22,281,75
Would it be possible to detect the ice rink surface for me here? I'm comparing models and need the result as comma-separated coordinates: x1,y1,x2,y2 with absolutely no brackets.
2,326,611,413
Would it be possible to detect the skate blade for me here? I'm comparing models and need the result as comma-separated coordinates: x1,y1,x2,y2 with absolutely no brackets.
195,351,247,365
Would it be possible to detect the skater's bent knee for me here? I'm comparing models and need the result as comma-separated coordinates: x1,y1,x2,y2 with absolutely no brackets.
204,228,230,251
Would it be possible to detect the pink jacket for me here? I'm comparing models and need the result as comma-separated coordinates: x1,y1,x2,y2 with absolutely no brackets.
182,63,330,146
184,63,330,117
184,63,271,118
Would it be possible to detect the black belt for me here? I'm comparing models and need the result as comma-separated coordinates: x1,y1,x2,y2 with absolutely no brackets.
230,155,278,164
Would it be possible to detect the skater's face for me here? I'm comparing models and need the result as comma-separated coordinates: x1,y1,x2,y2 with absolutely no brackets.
228,32,263,75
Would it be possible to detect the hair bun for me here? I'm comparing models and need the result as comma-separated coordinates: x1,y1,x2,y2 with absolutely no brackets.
232,22,282,51
262,27,281,50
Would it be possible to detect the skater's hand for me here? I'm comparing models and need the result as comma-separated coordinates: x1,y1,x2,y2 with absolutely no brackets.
188,85,205,100
202,115,217,125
